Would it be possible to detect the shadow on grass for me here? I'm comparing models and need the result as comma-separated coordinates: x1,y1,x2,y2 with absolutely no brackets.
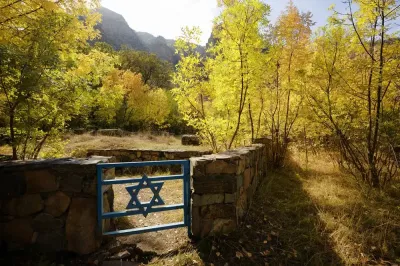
192,160,344,266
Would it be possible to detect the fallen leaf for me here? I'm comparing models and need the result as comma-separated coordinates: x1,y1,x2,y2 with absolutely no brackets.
242,248,252,257
260,250,270,256
236,251,243,259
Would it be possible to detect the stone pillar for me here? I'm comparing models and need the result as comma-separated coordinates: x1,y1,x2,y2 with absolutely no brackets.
190,144,267,238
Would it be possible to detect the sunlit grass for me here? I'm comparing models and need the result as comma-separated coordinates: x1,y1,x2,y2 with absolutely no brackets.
0,145,12,154
0,132,210,158
290,149,400,265
149,248,204,266
64,132,209,158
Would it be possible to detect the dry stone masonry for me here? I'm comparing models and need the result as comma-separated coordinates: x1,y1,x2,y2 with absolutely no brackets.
0,157,115,255
190,144,268,238
87,149,211,175
87,148,210,162
0,143,269,255
181,134,201,146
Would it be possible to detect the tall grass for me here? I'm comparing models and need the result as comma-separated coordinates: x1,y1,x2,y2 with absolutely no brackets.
290,149,400,264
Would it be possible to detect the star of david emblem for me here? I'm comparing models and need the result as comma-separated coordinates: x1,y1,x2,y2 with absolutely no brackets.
125,174,165,217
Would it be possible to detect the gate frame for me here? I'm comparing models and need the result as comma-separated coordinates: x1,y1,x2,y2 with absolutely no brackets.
96,160,191,237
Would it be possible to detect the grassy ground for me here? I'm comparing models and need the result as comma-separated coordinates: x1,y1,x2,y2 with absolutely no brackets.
64,133,210,158
0,132,210,159
148,150,400,266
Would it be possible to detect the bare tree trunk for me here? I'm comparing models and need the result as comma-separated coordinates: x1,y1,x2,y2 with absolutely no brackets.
248,102,254,143
32,133,50,159
303,125,308,171
366,18,378,187
256,93,264,138
228,46,248,149
370,9,386,188
10,111,17,160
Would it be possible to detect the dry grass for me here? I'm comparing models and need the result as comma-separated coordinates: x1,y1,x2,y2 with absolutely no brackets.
290,149,400,265
64,133,209,158
0,145,11,154
149,247,204,266
146,149,400,266
0,132,209,159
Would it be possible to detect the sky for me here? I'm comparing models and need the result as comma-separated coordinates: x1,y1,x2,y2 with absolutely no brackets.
101,0,347,45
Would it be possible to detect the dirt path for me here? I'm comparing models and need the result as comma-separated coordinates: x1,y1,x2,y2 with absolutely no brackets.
112,178,190,255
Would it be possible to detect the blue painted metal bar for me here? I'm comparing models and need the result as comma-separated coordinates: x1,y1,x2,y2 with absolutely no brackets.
182,160,192,237
97,160,188,169
102,174,184,185
96,165,103,234
102,203,184,219
103,222,186,237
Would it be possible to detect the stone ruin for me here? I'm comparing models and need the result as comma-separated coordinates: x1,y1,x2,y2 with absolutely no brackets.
181,134,201,146
0,141,271,255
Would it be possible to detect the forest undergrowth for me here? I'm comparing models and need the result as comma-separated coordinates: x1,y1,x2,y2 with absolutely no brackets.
149,150,400,266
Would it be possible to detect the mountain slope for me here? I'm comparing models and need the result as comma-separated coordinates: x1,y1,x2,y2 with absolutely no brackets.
137,32,180,65
96,7,147,51
96,7,206,64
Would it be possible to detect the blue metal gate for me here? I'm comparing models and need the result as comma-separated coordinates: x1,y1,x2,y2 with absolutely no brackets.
96,160,191,237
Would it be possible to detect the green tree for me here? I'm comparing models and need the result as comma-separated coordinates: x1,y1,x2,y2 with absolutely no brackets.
95,69,171,130
307,0,400,187
173,0,270,151
119,49,173,88
0,1,101,159
262,1,313,166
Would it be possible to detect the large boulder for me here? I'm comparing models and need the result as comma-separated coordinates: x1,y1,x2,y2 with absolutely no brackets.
66,198,99,255
25,169,58,193
32,213,64,233
0,218,34,246
16,194,44,217
181,134,200,146
44,191,71,217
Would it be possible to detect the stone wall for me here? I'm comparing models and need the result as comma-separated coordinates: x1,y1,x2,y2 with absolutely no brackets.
253,137,273,166
0,144,269,255
190,144,267,238
87,149,211,175
0,156,115,255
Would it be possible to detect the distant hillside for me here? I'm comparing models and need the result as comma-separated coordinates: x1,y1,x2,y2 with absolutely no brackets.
96,7,147,51
137,32,180,65
96,7,206,64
